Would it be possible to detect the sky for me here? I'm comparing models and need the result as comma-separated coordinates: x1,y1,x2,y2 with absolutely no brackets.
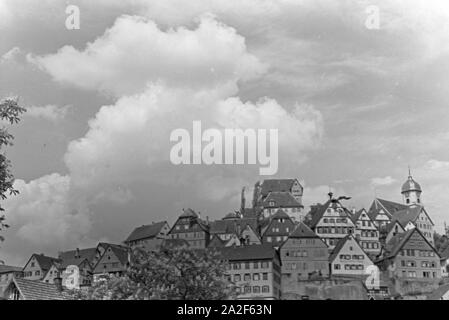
1,0,449,266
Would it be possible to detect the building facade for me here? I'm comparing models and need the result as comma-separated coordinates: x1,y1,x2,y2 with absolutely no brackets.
168,208,209,249
219,244,282,300
280,222,329,286
352,209,381,255
329,235,373,277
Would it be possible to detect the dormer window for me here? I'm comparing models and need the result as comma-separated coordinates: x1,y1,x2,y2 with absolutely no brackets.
269,201,275,207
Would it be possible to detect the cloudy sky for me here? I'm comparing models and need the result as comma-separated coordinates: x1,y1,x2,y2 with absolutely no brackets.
1,0,449,265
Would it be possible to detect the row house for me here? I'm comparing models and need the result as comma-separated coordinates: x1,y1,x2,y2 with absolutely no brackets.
280,222,329,288
309,194,355,250
92,244,130,281
253,179,304,221
380,220,405,247
377,228,441,283
329,235,373,278
218,244,282,300
260,192,304,221
168,208,209,249
351,208,381,255
22,253,60,281
209,213,261,247
253,179,304,207
0,266,22,297
124,221,170,252
261,209,295,248
393,206,434,245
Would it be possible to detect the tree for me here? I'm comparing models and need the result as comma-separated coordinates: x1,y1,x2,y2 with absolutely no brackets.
71,245,237,300
0,97,25,264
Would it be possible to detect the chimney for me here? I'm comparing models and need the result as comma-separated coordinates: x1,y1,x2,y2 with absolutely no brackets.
206,216,209,224
76,248,80,258
54,277,63,292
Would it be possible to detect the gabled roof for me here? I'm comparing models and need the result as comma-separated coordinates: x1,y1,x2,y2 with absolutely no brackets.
208,235,226,248
108,245,129,265
309,200,353,228
393,205,434,226
0,265,22,274
289,222,319,239
210,220,236,234
58,248,97,265
262,191,303,208
329,236,352,262
262,210,295,237
272,208,291,220
260,179,300,197
6,278,70,300
384,228,438,259
329,235,370,263
124,221,168,243
382,220,404,235
24,254,60,272
370,198,408,217
217,244,278,261
241,208,258,219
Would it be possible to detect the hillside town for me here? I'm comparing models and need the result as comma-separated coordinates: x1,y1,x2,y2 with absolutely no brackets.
2,173,449,300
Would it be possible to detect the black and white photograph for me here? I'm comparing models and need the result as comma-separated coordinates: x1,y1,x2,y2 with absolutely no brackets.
1,0,449,306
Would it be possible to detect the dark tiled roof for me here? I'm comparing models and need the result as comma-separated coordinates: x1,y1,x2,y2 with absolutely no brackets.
29,254,60,271
8,278,70,300
210,220,236,234
124,221,167,243
208,235,226,248
217,244,278,261
371,198,408,216
262,192,303,208
392,205,433,226
0,265,22,274
309,200,332,228
109,245,129,265
350,209,365,224
289,222,319,239
260,179,298,196
241,208,258,219
383,228,438,259
60,257,90,269
58,248,97,264
329,235,352,262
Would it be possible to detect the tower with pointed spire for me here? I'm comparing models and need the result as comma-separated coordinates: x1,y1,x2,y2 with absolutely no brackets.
401,167,422,205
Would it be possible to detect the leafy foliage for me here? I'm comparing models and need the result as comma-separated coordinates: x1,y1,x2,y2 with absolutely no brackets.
0,98,25,263
434,232,449,254
71,245,237,300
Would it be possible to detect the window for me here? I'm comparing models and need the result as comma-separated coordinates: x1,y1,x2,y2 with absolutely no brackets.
233,263,241,270
262,286,270,293
244,274,251,281
253,274,260,281
244,286,251,293
253,286,261,294
245,262,250,269
262,273,268,280
261,262,269,269
334,264,341,270
254,262,259,269
267,237,272,243
31,262,35,267
35,271,40,276
234,274,241,282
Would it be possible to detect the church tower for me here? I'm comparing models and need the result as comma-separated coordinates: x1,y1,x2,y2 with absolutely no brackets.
401,167,422,205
